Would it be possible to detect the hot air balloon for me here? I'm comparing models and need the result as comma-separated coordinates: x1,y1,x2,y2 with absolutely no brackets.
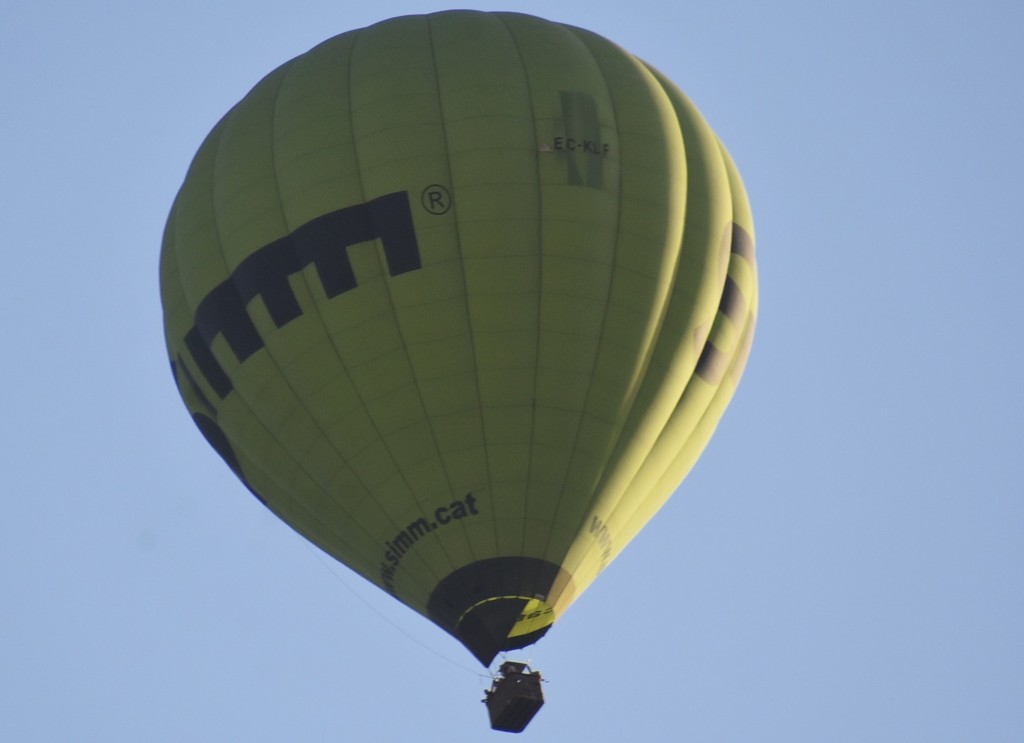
160,10,757,724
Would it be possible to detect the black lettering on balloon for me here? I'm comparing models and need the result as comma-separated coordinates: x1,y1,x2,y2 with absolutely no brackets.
556,91,608,188
181,191,422,399
192,412,265,504
695,223,755,384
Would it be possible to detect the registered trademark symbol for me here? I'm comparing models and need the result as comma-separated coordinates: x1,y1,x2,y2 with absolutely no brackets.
421,184,451,215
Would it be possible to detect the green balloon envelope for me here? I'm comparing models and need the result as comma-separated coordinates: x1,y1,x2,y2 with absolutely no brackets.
160,10,757,666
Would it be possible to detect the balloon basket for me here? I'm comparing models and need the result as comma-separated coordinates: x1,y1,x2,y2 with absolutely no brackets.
483,661,544,733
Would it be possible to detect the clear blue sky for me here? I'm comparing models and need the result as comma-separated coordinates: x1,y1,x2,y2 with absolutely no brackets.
3,1,1022,741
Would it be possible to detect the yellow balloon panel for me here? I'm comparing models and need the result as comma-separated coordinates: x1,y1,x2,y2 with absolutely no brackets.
161,11,757,666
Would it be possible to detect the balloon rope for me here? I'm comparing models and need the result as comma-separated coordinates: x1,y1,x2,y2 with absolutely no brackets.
303,542,490,679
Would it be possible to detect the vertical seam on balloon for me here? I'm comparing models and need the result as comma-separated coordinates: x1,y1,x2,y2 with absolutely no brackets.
425,16,501,576
535,25,626,606
605,142,758,532
617,304,756,548
183,89,389,585
166,171,211,410
260,40,443,601
293,18,474,599
221,61,417,594
601,232,753,563
347,23,455,601
495,11,543,608
326,26,455,603
403,10,471,589
196,43,435,608
545,51,695,611
561,124,745,598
